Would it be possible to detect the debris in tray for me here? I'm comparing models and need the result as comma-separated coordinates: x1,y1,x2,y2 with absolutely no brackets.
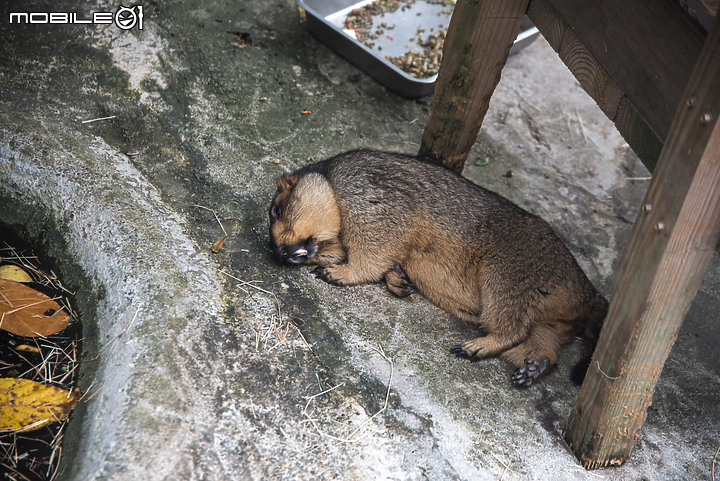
344,0,454,79
388,29,445,79
346,0,402,33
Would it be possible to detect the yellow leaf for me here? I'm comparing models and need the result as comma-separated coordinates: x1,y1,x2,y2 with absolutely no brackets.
0,265,32,283
0,279,70,337
0,378,81,432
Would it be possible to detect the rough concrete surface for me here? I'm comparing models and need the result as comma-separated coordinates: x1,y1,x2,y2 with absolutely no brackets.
1,1,718,480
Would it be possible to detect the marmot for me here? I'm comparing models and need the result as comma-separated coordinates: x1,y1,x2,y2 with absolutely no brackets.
269,150,607,387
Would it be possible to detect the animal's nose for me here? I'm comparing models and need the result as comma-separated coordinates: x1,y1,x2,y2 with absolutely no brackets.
274,245,288,260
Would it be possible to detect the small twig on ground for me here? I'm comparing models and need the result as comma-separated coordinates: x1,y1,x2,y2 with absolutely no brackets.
280,427,302,453
0,290,13,309
194,204,228,237
575,108,588,144
291,323,312,350
712,443,720,481
4,296,65,318
48,436,63,481
84,307,140,362
220,271,303,351
77,378,96,403
561,107,573,139
517,91,541,112
220,271,280,318
385,107,418,124
491,453,513,481
303,382,346,415
81,115,116,124
341,343,394,442
81,379,109,404
301,343,394,445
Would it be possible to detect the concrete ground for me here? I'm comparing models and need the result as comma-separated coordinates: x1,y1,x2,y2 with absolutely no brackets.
1,1,718,480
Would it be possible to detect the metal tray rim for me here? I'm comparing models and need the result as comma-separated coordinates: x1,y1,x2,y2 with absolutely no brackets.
298,0,437,86
297,0,539,97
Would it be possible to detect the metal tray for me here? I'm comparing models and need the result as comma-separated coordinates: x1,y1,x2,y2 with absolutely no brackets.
296,0,539,98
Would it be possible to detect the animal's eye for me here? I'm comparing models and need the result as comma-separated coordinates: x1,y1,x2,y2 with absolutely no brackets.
271,204,282,220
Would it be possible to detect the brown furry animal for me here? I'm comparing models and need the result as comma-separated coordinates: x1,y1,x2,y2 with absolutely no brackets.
269,150,607,387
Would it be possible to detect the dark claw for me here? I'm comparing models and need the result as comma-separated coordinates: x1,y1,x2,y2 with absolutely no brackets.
512,358,551,388
395,281,414,297
392,264,409,280
312,266,342,286
312,266,330,281
450,345,469,358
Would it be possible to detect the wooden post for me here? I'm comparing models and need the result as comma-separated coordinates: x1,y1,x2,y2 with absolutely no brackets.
419,0,530,173
564,16,720,469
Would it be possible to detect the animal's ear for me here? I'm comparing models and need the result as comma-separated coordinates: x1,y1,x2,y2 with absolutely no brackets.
277,175,299,192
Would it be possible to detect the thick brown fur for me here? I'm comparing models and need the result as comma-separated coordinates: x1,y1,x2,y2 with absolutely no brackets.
269,150,608,387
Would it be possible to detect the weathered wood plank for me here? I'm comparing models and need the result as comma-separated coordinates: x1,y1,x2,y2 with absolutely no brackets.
544,0,705,150
527,0,664,171
564,15,720,469
419,0,530,173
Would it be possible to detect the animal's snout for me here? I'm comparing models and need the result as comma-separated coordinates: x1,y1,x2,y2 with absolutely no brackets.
273,244,289,261
273,237,318,264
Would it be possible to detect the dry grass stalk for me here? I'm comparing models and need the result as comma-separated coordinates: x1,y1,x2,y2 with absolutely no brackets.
194,204,228,237
302,342,394,445
220,270,309,352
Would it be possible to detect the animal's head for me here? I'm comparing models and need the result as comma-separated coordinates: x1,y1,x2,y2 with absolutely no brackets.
269,173,341,265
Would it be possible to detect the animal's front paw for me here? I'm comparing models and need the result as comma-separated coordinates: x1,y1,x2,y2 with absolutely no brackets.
450,345,470,358
450,337,491,361
511,358,550,388
312,265,345,286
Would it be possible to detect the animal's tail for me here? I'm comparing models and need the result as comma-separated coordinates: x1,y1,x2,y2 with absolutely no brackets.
570,293,609,385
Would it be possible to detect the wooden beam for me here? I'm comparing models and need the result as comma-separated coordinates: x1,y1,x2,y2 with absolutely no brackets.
564,15,720,469
531,0,705,171
527,0,663,171
419,0,530,173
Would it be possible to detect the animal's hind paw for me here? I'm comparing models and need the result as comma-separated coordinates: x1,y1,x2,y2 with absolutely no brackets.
385,265,414,297
512,358,550,388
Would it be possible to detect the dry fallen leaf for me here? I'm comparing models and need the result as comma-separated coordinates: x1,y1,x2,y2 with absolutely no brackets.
0,280,70,337
0,378,81,432
211,236,227,253
0,265,33,283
